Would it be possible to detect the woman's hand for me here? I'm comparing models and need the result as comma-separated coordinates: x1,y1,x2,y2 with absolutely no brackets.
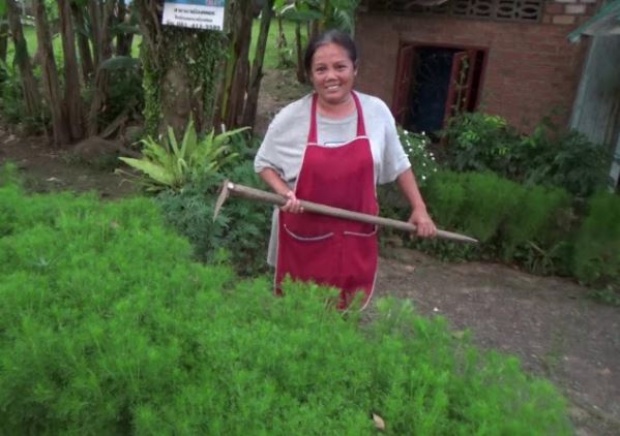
409,208,437,238
280,191,303,213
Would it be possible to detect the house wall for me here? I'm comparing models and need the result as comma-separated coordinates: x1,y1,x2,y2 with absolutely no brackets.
354,0,600,132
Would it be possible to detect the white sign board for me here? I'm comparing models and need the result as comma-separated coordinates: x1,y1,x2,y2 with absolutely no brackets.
162,0,226,31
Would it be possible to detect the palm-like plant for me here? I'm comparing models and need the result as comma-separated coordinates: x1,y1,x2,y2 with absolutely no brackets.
117,120,249,193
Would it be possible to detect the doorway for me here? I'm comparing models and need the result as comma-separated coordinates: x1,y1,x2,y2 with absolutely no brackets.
392,43,487,138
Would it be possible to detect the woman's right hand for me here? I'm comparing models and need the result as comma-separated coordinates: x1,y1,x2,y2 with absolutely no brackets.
281,191,303,213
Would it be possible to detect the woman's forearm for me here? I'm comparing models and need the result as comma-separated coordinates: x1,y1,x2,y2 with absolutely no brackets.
259,168,292,197
396,169,427,212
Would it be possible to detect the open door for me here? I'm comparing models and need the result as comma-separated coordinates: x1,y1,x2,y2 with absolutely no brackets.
392,44,416,126
443,50,476,125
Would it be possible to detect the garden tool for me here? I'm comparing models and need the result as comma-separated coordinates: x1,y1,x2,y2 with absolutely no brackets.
213,179,478,244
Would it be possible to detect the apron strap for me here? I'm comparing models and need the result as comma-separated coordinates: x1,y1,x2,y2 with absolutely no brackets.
308,91,366,144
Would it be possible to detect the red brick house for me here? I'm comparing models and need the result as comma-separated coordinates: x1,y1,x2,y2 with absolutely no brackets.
353,0,603,136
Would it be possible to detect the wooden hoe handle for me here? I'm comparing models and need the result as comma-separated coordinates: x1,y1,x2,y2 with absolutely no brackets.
213,180,478,244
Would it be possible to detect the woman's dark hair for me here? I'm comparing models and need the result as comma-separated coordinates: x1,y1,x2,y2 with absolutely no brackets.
303,29,358,73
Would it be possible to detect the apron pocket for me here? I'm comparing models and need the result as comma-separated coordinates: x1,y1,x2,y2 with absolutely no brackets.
278,226,336,288
283,224,334,241
343,225,378,237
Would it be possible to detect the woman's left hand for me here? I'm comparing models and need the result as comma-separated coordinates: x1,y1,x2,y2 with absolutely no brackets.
409,208,437,238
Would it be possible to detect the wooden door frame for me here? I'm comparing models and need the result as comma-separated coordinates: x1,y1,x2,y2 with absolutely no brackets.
391,41,490,125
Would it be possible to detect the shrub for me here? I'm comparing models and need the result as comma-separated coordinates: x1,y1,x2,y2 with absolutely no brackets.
500,185,572,261
458,172,522,244
442,112,611,197
377,129,440,241
117,120,249,193
522,127,611,198
423,170,467,231
441,112,523,178
407,171,574,270
155,161,272,276
398,127,439,188
0,178,572,434
0,60,49,133
573,192,620,290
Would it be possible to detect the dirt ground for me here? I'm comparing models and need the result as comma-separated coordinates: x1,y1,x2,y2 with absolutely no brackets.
1,70,619,435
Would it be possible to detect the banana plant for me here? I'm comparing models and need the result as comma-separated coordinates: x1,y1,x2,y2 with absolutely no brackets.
117,120,249,193
276,0,359,83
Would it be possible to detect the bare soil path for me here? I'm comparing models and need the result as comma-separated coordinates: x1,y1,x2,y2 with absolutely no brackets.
1,70,619,435
375,249,620,436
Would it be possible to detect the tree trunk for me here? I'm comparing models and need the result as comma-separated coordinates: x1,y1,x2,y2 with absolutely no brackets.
33,0,71,147
310,19,319,42
241,0,275,128
6,0,41,118
58,0,85,141
135,0,226,137
0,21,9,63
215,0,253,129
229,0,254,128
87,0,115,136
295,22,306,84
71,2,95,83
88,0,102,65
116,0,134,57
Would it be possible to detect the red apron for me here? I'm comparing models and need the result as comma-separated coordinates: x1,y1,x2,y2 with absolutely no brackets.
275,91,379,310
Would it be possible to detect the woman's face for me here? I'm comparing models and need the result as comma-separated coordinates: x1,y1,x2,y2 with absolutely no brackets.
309,43,357,107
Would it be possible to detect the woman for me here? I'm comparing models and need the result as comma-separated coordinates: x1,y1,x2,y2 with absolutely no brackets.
254,29,436,310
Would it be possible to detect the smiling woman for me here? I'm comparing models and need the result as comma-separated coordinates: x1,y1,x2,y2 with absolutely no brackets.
253,29,437,311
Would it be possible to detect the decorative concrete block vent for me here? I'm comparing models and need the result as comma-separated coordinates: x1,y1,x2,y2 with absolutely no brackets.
362,0,600,25
543,0,598,25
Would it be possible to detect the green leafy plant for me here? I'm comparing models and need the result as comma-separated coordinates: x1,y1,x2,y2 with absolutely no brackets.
573,191,620,290
156,161,273,276
441,112,523,178
442,112,611,198
0,60,48,133
398,126,439,187
500,185,572,260
0,180,573,434
117,120,249,193
587,286,620,307
522,126,611,198
459,172,522,244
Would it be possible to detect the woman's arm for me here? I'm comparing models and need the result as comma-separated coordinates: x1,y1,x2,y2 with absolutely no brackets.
396,169,437,238
259,168,303,213
259,168,292,197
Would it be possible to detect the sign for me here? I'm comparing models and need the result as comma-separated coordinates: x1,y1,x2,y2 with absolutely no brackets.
162,0,226,31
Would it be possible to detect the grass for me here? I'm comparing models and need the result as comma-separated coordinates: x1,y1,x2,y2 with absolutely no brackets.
250,18,299,70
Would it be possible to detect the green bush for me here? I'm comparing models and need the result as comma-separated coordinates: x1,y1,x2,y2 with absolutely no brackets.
500,185,572,261
405,171,575,272
0,60,49,132
423,170,467,231
155,161,272,276
0,178,572,434
117,120,249,193
458,172,522,243
398,127,439,188
441,112,523,178
421,170,516,246
442,112,611,197
522,126,611,198
573,192,620,290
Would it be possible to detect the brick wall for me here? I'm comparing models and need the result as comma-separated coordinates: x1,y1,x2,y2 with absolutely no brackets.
354,0,600,132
